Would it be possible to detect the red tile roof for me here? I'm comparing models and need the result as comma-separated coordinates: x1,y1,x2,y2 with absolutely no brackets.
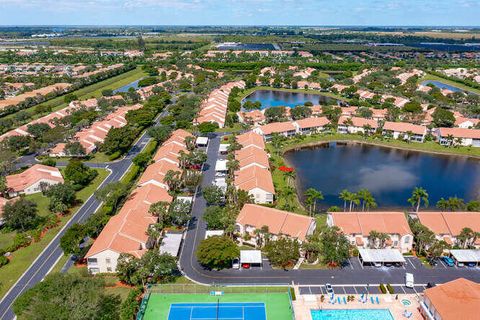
330,212,412,236
383,121,427,135
416,212,480,236
6,164,64,192
237,204,314,241
424,278,480,320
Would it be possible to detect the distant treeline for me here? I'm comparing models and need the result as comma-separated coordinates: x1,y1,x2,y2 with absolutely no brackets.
200,61,364,71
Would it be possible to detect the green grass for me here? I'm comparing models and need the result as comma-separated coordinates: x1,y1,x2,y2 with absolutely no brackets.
24,192,51,216
2,67,147,124
0,169,109,300
237,86,347,103
420,73,480,95
143,292,293,320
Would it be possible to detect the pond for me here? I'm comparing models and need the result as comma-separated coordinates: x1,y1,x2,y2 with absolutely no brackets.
284,142,480,209
113,79,142,93
243,90,337,109
421,80,463,92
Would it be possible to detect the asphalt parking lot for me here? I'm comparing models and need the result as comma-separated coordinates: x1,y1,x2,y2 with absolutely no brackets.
298,284,427,296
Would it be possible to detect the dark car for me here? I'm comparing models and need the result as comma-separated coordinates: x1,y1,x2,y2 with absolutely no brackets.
426,282,436,288
427,257,438,266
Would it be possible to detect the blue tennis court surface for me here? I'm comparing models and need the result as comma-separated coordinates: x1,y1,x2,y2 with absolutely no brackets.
168,302,267,320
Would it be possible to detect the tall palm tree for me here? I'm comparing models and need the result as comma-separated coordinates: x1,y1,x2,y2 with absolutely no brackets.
357,188,376,211
408,187,429,213
185,136,196,151
304,188,324,215
283,170,296,186
339,189,351,212
164,170,182,192
149,201,170,224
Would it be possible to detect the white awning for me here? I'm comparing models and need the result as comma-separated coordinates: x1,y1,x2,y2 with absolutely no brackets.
205,230,224,238
219,144,229,152
240,250,262,264
450,249,480,263
196,136,209,146
358,249,406,263
159,232,183,257
215,160,228,171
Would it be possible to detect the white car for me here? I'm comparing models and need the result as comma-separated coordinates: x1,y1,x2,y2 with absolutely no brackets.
405,273,414,288
325,283,334,295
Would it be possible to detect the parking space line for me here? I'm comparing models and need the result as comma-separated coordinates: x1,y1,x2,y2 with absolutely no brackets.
407,258,416,269
320,286,325,294
412,286,418,294
349,260,354,270
343,287,347,294
353,286,358,294
400,286,406,294
309,286,312,294
358,257,364,269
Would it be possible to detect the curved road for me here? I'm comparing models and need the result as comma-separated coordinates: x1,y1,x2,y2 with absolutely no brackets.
0,127,155,319
179,134,480,286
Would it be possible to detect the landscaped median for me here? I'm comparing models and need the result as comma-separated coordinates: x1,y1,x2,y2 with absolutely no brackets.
0,168,109,299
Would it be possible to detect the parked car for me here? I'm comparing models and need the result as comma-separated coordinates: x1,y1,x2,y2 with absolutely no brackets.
427,257,438,266
325,283,334,295
426,282,436,288
405,273,414,288
241,263,250,269
466,262,476,268
442,256,455,267
373,262,382,268
232,258,240,269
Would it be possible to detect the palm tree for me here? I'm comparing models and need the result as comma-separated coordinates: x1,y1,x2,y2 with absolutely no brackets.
436,197,449,211
304,188,323,215
185,136,196,151
227,159,240,177
408,187,429,213
149,201,170,224
283,170,296,186
164,170,182,192
339,189,351,212
178,150,189,170
357,189,376,211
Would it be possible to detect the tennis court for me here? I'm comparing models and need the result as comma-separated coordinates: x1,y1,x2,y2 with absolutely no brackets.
168,302,266,320
142,291,293,320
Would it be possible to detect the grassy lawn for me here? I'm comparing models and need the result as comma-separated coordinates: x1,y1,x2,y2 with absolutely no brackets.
0,169,109,299
2,67,147,124
216,122,245,133
237,86,347,103
420,73,480,95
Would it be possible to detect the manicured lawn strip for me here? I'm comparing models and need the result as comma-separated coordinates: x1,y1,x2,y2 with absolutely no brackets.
420,73,480,95
144,292,293,320
236,86,347,103
0,169,109,299
2,67,147,123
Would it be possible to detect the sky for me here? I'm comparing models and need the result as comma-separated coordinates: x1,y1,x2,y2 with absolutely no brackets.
0,0,479,26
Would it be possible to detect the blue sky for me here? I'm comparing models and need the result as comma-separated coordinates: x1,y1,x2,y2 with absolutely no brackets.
0,0,479,26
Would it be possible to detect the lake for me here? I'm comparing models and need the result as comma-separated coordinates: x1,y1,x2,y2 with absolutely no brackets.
284,142,480,209
243,90,337,109
421,80,478,95
113,79,142,93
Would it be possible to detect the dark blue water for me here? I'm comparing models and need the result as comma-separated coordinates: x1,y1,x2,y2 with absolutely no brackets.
284,142,480,209
113,79,141,93
243,90,335,109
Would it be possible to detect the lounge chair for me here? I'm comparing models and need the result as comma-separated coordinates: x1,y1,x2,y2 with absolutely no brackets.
337,297,341,304
343,297,347,304
403,310,412,318
370,297,374,304
376,296,380,304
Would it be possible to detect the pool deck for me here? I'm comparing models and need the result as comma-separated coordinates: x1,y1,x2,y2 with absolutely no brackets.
292,290,422,320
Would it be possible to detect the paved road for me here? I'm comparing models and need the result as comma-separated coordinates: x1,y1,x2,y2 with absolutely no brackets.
178,134,480,287
0,123,156,320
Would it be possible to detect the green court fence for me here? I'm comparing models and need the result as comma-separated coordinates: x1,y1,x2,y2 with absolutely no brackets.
146,283,291,295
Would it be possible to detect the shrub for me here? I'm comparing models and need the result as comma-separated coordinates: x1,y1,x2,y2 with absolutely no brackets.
0,255,9,267
379,283,387,294
108,151,122,161
386,284,394,294
120,288,143,320
289,287,296,301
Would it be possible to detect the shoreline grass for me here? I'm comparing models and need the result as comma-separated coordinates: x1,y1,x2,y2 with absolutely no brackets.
0,168,109,299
